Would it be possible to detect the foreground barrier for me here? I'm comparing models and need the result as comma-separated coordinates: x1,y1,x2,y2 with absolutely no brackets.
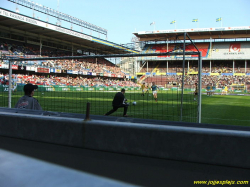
0,108,250,169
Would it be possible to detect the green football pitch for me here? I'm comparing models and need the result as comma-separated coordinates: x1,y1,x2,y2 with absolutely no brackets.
1,90,249,126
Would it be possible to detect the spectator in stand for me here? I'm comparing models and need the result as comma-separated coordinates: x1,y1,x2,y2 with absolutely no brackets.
1,78,6,85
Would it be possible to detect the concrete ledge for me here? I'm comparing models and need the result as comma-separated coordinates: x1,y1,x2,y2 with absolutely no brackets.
0,112,84,147
0,111,250,169
84,120,250,169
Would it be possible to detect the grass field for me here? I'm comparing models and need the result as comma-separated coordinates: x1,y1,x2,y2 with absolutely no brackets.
200,94,250,126
0,90,249,126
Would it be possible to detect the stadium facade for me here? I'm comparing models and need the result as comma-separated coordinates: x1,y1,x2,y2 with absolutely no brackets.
0,7,138,55
132,27,250,91
0,7,140,81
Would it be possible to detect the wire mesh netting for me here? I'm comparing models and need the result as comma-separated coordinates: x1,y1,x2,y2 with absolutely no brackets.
0,54,199,123
0,82,198,122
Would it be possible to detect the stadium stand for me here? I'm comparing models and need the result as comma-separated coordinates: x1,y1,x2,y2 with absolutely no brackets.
0,41,139,87
0,73,139,87
144,43,210,58
137,39,250,92
1,10,250,93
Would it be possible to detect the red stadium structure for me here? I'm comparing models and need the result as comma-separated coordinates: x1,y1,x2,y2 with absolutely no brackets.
132,27,250,93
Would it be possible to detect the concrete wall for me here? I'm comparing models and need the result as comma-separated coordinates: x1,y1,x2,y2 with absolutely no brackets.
0,109,250,169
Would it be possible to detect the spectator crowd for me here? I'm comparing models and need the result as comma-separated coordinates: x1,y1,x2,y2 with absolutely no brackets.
0,73,139,87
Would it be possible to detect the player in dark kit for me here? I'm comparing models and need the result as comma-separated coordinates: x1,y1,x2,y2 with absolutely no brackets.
105,88,129,117
194,82,198,101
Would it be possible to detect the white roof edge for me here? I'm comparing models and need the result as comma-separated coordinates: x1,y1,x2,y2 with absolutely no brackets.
135,26,250,35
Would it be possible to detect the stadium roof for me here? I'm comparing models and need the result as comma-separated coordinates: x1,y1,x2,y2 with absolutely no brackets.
133,26,250,41
0,8,138,54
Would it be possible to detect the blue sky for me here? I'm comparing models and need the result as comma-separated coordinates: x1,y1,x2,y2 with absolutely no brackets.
1,0,250,44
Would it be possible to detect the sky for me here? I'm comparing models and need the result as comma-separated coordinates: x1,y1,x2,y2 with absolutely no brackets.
1,0,250,45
